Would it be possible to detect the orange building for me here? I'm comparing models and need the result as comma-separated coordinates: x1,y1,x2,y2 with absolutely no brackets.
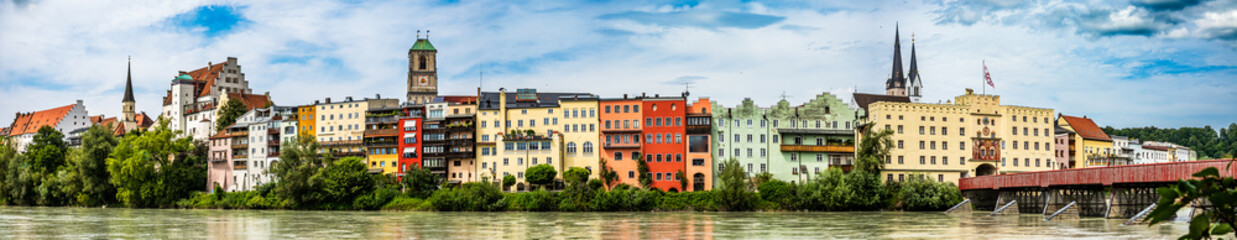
600,97,644,188
685,98,713,191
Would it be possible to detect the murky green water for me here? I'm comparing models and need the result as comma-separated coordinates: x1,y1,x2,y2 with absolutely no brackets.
0,206,1188,239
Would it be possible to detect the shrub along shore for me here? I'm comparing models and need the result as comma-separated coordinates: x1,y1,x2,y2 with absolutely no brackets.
1,122,962,212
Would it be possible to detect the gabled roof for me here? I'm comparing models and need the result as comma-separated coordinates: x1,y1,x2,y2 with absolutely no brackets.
852,93,910,114
227,93,271,111
0,127,9,136
135,112,154,128
7,104,75,136
188,62,227,97
1060,115,1111,141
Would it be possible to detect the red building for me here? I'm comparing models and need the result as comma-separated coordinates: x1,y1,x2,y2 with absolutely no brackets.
397,104,425,179
642,95,687,192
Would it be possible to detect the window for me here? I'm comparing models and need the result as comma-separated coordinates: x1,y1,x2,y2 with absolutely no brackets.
898,140,904,149
920,156,926,164
897,125,903,133
615,152,623,160
898,156,904,164
567,142,577,153
943,157,949,165
919,141,925,149
960,141,966,150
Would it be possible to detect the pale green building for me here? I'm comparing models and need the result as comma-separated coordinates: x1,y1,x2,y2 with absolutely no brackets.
712,93,860,185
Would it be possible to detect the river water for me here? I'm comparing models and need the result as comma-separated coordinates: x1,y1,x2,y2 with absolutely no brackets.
0,206,1188,239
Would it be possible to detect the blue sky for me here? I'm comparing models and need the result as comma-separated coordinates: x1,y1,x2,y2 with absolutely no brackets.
1,0,1236,130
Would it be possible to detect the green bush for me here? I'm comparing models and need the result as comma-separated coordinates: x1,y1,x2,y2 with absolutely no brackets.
757,179,791,208
657,191,718,211
898,175,963,211
430,182,504,211
506,189,559,211
353,186,401,210
381,196,432,211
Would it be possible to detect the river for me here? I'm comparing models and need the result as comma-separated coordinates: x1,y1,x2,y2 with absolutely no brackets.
0,206,1188,239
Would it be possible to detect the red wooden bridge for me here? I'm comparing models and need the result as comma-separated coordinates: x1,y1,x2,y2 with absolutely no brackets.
951,159,1237,220
960,159,1237,190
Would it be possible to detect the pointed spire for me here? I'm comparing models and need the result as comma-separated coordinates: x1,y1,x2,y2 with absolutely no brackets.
123,56,135,103
909,33,918,82
887,22,905,91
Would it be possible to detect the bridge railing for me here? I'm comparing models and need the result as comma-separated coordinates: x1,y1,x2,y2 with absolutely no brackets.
959,159,1237,190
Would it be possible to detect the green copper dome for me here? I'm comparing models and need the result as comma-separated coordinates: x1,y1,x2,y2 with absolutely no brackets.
176,74,193,81
410,39,436,51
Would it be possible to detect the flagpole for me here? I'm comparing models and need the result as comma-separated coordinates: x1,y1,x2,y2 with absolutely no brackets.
982,60,986,95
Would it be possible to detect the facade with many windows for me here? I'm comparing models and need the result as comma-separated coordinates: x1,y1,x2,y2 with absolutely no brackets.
600,98,644,188
859,89,1055,184
476,89,586,190
713,93,859,185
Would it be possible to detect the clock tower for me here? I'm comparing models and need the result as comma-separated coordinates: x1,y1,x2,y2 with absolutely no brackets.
407,30,439,104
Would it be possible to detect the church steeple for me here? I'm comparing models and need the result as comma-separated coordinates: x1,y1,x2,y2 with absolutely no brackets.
122,57,137,132
124,57,135,103
886,23,907,96
907,34,922,102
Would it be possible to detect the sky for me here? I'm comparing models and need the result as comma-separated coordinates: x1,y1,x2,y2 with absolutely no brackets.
1,0,1236,129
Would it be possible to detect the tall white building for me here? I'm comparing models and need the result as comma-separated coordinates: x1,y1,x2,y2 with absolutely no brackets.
160,57,268,140
225,106,297,191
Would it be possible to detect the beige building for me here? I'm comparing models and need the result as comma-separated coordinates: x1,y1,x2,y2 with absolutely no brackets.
314,96,399,159
558,96,601,180
475,88,593,191
858,89,1055,184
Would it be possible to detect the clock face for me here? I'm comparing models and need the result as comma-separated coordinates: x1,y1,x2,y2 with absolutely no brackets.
417,76,430,86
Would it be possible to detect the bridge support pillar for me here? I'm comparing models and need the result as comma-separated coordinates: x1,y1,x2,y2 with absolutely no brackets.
1043,187,1107,217
1107,185,1160,219
964,189,999,212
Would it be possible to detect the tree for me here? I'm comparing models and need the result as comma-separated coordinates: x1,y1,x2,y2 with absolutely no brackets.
401,167,441,198
73,124,118,206
107,119,195,207
559,167,594,211
269,136,331,208
676,170,687,192
502,175,516,191
0,138,14,203
598,158,619,189
216,97,248,131
27,126,69,205
716,158,754,211
1147,165,1237,239
315,157,376,208
525,164,557,190
636,155,651,189
856,129,894,174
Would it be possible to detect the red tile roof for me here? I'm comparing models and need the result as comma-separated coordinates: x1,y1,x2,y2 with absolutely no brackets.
227,93,271,111
0,127,9,136
135,112,154,129
1143,145,1171,151
1061,115,1111,141
188,62,227,98
441,96,478,104
7,104,75,136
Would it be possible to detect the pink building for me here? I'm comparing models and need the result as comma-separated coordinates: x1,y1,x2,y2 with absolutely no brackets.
207,129,233,192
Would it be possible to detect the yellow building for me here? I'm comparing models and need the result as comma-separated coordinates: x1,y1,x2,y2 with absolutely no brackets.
857,89,1055,185
559,96,601,180
365,104,403,174
297,105,316,139
445,99,478,183
1056,114,1114,168
476,88,592,191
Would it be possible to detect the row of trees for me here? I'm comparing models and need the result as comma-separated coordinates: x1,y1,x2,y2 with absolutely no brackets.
180,128,961,212
1103,123,1237,159
0,121,206,208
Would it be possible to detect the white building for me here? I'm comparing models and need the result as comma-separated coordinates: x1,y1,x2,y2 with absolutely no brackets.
226,106,297,191
160,57,267,141
4,100,90,152
1140,145,1172,164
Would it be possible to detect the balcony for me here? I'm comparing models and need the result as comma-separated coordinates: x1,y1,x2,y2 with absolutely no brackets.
601,127,641,133
232,154,249,160
233,163,248,170
210,157,227,163
330,151,366,158
365,116,400,124
365,140,398,147
268,128,278,135
231,143,249,149
779,145,854,153
446,122,475,130
321,140,363,147
604,142,641,149
364,128,399,137
268,139,280,146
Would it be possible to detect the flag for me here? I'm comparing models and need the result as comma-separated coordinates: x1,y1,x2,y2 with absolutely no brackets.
983,62,995,88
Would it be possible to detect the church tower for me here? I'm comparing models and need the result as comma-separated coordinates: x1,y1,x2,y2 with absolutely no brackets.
122,57,138,132
906,35,922,102
407,30,439,104
885,23,907,96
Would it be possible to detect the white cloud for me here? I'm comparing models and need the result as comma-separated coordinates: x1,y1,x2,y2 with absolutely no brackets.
1,0,1235,131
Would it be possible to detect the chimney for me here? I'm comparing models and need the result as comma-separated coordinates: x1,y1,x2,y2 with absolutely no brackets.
346,96,353,101
325,98,331,104
642,92,646,98
623,94,628,99
499,88,508,131
264,91,270,97
76,100,83,106
315,100,320,105
376,94,381,99
655,94,659,98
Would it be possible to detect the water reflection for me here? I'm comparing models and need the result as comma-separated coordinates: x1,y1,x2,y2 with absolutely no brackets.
0,207,1187,239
